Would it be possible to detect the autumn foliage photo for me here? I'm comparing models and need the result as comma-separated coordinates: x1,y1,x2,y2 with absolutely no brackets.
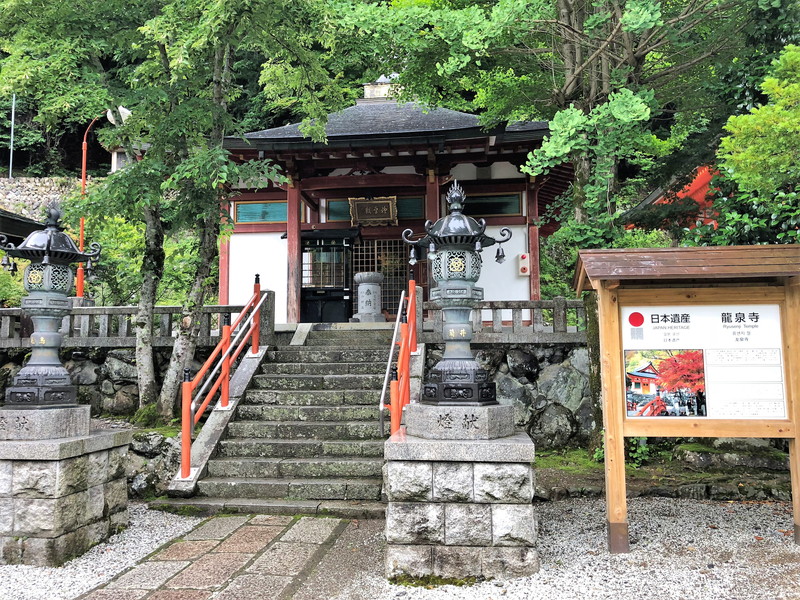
624,350,707,417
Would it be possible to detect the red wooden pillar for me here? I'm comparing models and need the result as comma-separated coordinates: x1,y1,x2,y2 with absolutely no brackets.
426,170,440,222
218,199,231,304
287,181,302,323
527,176,541,300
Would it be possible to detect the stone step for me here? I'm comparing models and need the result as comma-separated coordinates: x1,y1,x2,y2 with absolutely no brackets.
207,457,384,479
251,373,384,390
267,349,389,363
149,497,385,520
218,438,385,459
196,477,383,501
236,404,379,422
242,389,381,407
226,420,382,440
302,338,391,347
260,362,385,375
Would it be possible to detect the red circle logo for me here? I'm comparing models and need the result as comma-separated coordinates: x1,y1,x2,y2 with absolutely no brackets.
628,312,644,327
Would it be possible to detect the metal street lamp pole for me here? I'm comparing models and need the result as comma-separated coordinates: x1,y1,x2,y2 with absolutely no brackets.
8,93,15,179
77,115,102,298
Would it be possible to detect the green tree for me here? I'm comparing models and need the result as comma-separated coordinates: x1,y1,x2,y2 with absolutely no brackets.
718,44,800,196
342,0,752,215
3,0,361,420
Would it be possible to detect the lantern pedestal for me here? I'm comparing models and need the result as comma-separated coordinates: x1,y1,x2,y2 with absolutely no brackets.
384,431,538,580
405,403,514,440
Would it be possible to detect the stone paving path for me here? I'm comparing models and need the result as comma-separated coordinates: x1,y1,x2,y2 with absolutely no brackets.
78,514,387,600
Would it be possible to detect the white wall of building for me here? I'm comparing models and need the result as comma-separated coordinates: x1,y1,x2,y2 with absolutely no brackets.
228,232,289,323
476,224,529,302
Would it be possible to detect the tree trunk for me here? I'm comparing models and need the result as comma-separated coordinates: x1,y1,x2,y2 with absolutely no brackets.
572,151,591,224
157,212,219,420
135,205,165,409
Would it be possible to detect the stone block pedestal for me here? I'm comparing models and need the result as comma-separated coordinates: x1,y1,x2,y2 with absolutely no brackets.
0,428,131,566
384,430,538,580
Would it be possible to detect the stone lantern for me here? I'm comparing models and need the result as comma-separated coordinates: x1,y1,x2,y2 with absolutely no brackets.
0,207,129,568
1,206,101,408
402,181,510,405
386,183,538,582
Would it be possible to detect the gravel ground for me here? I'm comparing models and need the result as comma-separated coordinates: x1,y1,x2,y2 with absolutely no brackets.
2,498,798,600
0,503,202,600
341,498,800,600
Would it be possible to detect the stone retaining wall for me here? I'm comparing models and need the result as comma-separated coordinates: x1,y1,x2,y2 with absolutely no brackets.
0,347,209,417
0,177,83,219
426,343,594,449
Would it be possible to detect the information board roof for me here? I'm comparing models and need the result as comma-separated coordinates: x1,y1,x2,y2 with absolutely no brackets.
575,245,800,292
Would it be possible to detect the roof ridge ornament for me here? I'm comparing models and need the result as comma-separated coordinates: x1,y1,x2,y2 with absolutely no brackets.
445,180,466,212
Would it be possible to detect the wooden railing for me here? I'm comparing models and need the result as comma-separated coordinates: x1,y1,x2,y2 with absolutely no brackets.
420,297,587,344
0,298,275,349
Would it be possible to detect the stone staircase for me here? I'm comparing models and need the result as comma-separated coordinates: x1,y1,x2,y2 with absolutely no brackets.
186,327,393,518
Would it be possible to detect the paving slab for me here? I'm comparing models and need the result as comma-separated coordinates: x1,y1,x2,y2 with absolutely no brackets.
182,516,249,541
165,553,252,590
279,516,340,544
83,513,389,600
83,591,147,600
247,541,319,576
214,525,285,553
153,540,220,561
147,592,212,600
214,574,293,600
249,514,295,526
290,519,386,600
107,561,190,590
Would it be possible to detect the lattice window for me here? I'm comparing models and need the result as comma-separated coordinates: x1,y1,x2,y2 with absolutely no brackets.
353,239,409,314
302,243,348,288
26,264,46,291
50,266,72,293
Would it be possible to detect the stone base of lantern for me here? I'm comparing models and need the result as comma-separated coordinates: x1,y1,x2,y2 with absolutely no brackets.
405,403,515,440
0,424,131,566
384,430,538,581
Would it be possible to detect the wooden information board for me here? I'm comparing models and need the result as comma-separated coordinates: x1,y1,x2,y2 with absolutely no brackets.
575,246,800,553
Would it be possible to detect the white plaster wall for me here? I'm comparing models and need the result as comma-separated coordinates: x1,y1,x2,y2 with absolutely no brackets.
491,161,522,179
228,232,289,323
476,224,530,301
450,163,477,180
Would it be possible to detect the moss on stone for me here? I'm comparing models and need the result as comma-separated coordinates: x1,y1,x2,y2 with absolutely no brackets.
535,448,603,474
391,574,481,587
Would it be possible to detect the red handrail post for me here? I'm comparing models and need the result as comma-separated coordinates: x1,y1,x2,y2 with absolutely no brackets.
408,279,417,353
389,366,401,435
220,316,231,408
251,274,261,354
180,368,192,478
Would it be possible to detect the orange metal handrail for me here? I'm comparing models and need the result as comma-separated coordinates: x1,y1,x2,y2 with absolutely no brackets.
180,275,266,478
386,279,417,435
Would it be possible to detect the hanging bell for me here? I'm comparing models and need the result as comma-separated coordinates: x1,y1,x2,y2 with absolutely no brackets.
409,246,417,266
495,245,506,264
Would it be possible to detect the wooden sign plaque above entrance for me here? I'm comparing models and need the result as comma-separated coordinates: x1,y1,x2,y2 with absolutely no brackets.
574,245,800,554
349,196,398,227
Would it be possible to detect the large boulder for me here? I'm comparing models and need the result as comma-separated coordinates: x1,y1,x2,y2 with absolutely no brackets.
103,349,138,383
103,383,138,415
528,403,577,449
494,371,534,425
65,359,100,385
506,349,540,380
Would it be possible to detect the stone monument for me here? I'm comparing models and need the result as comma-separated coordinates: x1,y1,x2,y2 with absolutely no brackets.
385,182,537,580
352,271,386,322
0,208,131,566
